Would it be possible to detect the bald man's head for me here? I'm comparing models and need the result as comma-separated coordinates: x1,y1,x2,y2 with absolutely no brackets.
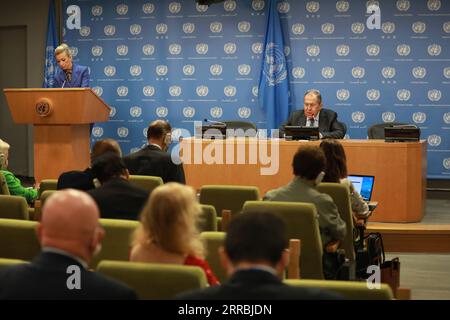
38,189,104,263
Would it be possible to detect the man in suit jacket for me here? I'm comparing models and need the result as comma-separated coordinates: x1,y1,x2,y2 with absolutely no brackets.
124,120,185,184
54,43,89,88
282,89,346,139
88,153,149,220
177,212,341,300
0,189,137,300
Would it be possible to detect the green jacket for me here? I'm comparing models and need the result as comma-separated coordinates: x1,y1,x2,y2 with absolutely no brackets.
0,170,38,203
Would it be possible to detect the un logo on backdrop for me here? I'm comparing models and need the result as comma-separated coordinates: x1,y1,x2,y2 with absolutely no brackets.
278,2,291,14
80,26,90,37
183,23,195,34
397,44,411,56
130,24,142,36
382,112,396,123
183,65,195,76
443,113,450,124
336,1,349,12
142,3,155,14
70,47,78,57
307,45,320,57
169,86,182,97
117,127,129,138
183,107,196,118
91,46,103,57
156,65,168,76
322,67,335,79
382,22,396,34
412,67,427,79
428,135,441,147
196,44,209,55
91,5,103,16
352,67,365,79
130,65,142,77
252,86,259,97
117,45,128,56
156,23,168,34
336,45,350,56
224,0,237,12
169,44,182,55
210,22,222,33
292,67,306,79
238,107,252,119
351,23,365,34
322,23,335,34
397,0,410,11
224,43,237,55
104,25,116,36
196,3,208,12
104,66,116,77
143,44,155,56
169,2,182,14
337,89,350,101
292,24,305,35
444,67,450,79
366,44,380,56
352,111,365,123
252,43,263,54
130,106,142,118
428,89,442,101
306,1,319,13
252,0,265,11
109,107,117,118
210,64,223,76
443,158,450,170
210,107,223,119
156,107,169,118
238,22,251,33
196,86,209,97
92,87,103,97
428,44,442,56
117,86,129,97
238,64,251,76
428,0,441,11
116,4,128,15
382,67,396,79
443,22,450,33
412,22,426,34
92,127,104,138
367,89,381,101
412,112,427,124
224,86,237,97
397,89,411,101
285,46,291,57
143,86,155,97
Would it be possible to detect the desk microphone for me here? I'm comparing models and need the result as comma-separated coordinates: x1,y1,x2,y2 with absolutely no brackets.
203,118,226,127
62,80,66,88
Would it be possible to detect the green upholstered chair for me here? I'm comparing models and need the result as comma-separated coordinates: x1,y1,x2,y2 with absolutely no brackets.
97,261,207,299
0,195,30,220
242,201,324,280
0,218,40,260
0,258,29,272
284,279,394,300
38,179,58,198
0,172,10,195
200,231,227,283
128,175,163,194
90,219,140,269
198,205,218,232
317,183,355,263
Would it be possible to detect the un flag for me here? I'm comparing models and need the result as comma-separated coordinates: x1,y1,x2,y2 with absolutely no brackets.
258,0,290,131
43,0,58,88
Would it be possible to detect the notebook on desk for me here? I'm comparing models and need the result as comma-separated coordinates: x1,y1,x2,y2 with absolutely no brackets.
347,174,378,211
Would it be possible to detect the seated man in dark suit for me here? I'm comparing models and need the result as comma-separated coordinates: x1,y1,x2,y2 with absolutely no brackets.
123,120,185,184
282,89,346,139
0,189,137,300
88,153,149,220
177,211,341,300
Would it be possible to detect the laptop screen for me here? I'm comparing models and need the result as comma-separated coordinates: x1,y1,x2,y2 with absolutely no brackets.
347,175,375,201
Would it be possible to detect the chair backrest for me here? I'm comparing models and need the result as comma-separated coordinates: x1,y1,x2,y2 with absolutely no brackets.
128,175,163,194
242,201,324,279
367,122,407,139
200,231,227,283
97,260,207,299
198,204,218,232
317,183,355,262
0,195,30,220
90,219,140,268
0,172,10,195
222,121,257,136
38,179,58,198
199,185,260,217
0,218,40,260
0,258,29,272
284,279,394,300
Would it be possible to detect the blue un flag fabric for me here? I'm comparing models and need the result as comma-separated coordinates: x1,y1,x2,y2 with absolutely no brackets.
258,0,290,131
43,0,58,88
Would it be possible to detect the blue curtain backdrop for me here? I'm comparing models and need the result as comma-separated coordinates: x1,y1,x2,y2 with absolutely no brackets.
62,0,450,179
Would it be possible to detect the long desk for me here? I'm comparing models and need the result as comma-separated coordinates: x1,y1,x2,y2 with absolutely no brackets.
179,138,427,223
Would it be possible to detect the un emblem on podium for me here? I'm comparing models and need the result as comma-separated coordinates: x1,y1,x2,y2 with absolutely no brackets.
35,99,52,117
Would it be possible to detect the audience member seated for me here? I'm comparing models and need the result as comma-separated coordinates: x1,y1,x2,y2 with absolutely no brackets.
130,183,219,286
263,145,346,279
0,138,38,203
320,139,370,218
57,139,122,191
0,189,137,299
123,120,185,184
177,211,341,300
87,153,148,220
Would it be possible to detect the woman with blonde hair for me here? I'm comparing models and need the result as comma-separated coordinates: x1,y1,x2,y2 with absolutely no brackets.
130,183,219,286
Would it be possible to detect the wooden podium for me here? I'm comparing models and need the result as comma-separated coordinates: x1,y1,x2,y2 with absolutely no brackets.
3,88,110,182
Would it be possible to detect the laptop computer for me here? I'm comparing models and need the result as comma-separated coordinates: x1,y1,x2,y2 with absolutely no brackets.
347,174,377,212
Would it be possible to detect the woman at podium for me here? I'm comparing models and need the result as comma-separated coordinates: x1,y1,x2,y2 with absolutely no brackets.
53,43,89,88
